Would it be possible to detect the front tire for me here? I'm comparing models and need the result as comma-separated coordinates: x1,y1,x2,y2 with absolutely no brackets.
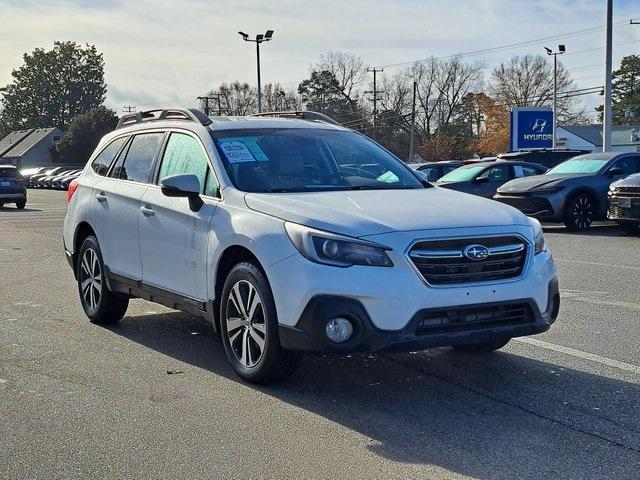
77,236,129,324
563,193,595,231
220,262,299,384
16,200,26,209
453,338,510,353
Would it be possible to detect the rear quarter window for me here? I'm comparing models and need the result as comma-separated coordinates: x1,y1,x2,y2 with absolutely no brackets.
91,137,128,176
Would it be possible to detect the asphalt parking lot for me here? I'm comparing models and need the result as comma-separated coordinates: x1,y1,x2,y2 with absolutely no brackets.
1,189,639,480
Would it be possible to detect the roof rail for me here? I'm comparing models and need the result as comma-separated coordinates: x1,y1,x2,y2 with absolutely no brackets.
116,108,213,130
252,111,342,126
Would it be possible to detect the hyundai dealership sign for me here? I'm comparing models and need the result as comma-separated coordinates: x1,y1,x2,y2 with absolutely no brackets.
510,107,554,150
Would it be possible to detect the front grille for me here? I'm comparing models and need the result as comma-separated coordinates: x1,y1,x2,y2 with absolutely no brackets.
614,186,640,196
415,302,534,335
408,236,528,286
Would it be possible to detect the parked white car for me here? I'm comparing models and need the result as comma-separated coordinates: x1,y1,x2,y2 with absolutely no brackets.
63,109,559,384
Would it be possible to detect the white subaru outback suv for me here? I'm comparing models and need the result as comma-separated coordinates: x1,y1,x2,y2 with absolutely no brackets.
64,108,559,384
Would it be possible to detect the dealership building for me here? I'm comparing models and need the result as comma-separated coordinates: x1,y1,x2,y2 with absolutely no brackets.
555,124,640,153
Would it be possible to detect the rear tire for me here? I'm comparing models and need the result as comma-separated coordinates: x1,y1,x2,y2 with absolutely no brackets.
77,235,129,324
453,338,510,353
220,262,299,384
15,200,26,209
563,193,595,231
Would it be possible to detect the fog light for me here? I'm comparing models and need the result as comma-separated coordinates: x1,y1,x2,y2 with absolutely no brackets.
325,317,353,344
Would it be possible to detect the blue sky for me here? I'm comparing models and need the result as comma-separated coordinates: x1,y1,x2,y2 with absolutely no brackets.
0,0,638,119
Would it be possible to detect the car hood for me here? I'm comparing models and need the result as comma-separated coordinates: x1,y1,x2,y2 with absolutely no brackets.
613,173,640,188
244,187,529,237
497,173,585,193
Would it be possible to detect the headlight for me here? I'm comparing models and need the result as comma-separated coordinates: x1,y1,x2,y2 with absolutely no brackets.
284,222,393,267
528,217,546,254
531,186,564,194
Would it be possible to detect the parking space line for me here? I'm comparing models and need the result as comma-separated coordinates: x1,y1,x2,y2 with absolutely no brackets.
514,337,640,374
556,258,640,272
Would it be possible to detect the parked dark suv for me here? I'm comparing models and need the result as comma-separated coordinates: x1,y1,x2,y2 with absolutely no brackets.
0,165,27,209
608,173,640,233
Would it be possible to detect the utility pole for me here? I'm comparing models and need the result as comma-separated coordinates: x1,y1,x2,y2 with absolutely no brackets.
198,93,226,116
408,79,417,162
238,30,274,113
366,67,384,140
603,0,613,152
122,105,136,113
197,96,212,116
544,45,566,149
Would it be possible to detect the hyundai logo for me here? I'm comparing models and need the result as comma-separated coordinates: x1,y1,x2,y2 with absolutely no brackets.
530,118,547,133
463,244,490,261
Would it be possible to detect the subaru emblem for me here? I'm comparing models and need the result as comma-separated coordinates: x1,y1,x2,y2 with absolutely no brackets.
463,244,490,261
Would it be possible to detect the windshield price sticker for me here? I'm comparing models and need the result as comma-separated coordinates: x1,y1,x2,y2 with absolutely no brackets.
220,141,256,163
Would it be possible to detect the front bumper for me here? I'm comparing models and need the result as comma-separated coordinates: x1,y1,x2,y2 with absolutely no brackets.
0,192,27,201
494,192,563,221
608,192,640,221
279,278,560,353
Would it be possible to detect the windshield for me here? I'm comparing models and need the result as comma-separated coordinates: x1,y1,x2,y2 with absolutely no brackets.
438,165,486,182
211,128,423,193
0,168,20,178
547,154,611,175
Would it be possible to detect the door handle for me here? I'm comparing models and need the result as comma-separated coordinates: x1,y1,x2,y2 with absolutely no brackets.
95,192,107,202
140,205,155,216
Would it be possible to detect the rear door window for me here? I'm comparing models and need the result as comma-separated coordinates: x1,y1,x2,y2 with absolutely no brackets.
515,165,545,177
91,137,128,176
113,133,164,183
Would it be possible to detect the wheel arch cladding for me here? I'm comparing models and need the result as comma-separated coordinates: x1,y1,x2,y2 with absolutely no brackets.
73,222,97,278
214,245,268,330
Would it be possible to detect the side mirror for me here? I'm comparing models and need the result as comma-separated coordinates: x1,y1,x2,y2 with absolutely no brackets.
608,167,624,178
161,173,203,212
474,176,490,184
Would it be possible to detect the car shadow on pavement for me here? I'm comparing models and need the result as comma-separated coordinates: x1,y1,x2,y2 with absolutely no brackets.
0,206,41,212
543,223,633,238
107,310,640,480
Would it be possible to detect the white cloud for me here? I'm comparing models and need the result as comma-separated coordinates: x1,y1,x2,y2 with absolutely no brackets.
0,0,637,118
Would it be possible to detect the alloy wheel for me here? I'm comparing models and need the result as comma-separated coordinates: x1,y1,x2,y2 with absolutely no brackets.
571,195,593,230
225,280,267,368
80,248,102,311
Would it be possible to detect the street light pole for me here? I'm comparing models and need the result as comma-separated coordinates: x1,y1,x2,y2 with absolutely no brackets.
238,30,274,113
603,0,613,152
545,45,566,149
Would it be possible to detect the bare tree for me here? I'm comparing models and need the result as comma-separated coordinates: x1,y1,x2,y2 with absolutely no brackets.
211,82,256,115
311,51,367,112
434,56,484,127
261,83,302,112
490,54,576,120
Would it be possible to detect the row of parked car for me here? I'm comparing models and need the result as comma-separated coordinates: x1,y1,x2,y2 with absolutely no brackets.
20,166,83,190
412,150,640,233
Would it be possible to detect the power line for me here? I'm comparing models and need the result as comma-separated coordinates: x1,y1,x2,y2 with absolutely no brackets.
372,21,631,69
